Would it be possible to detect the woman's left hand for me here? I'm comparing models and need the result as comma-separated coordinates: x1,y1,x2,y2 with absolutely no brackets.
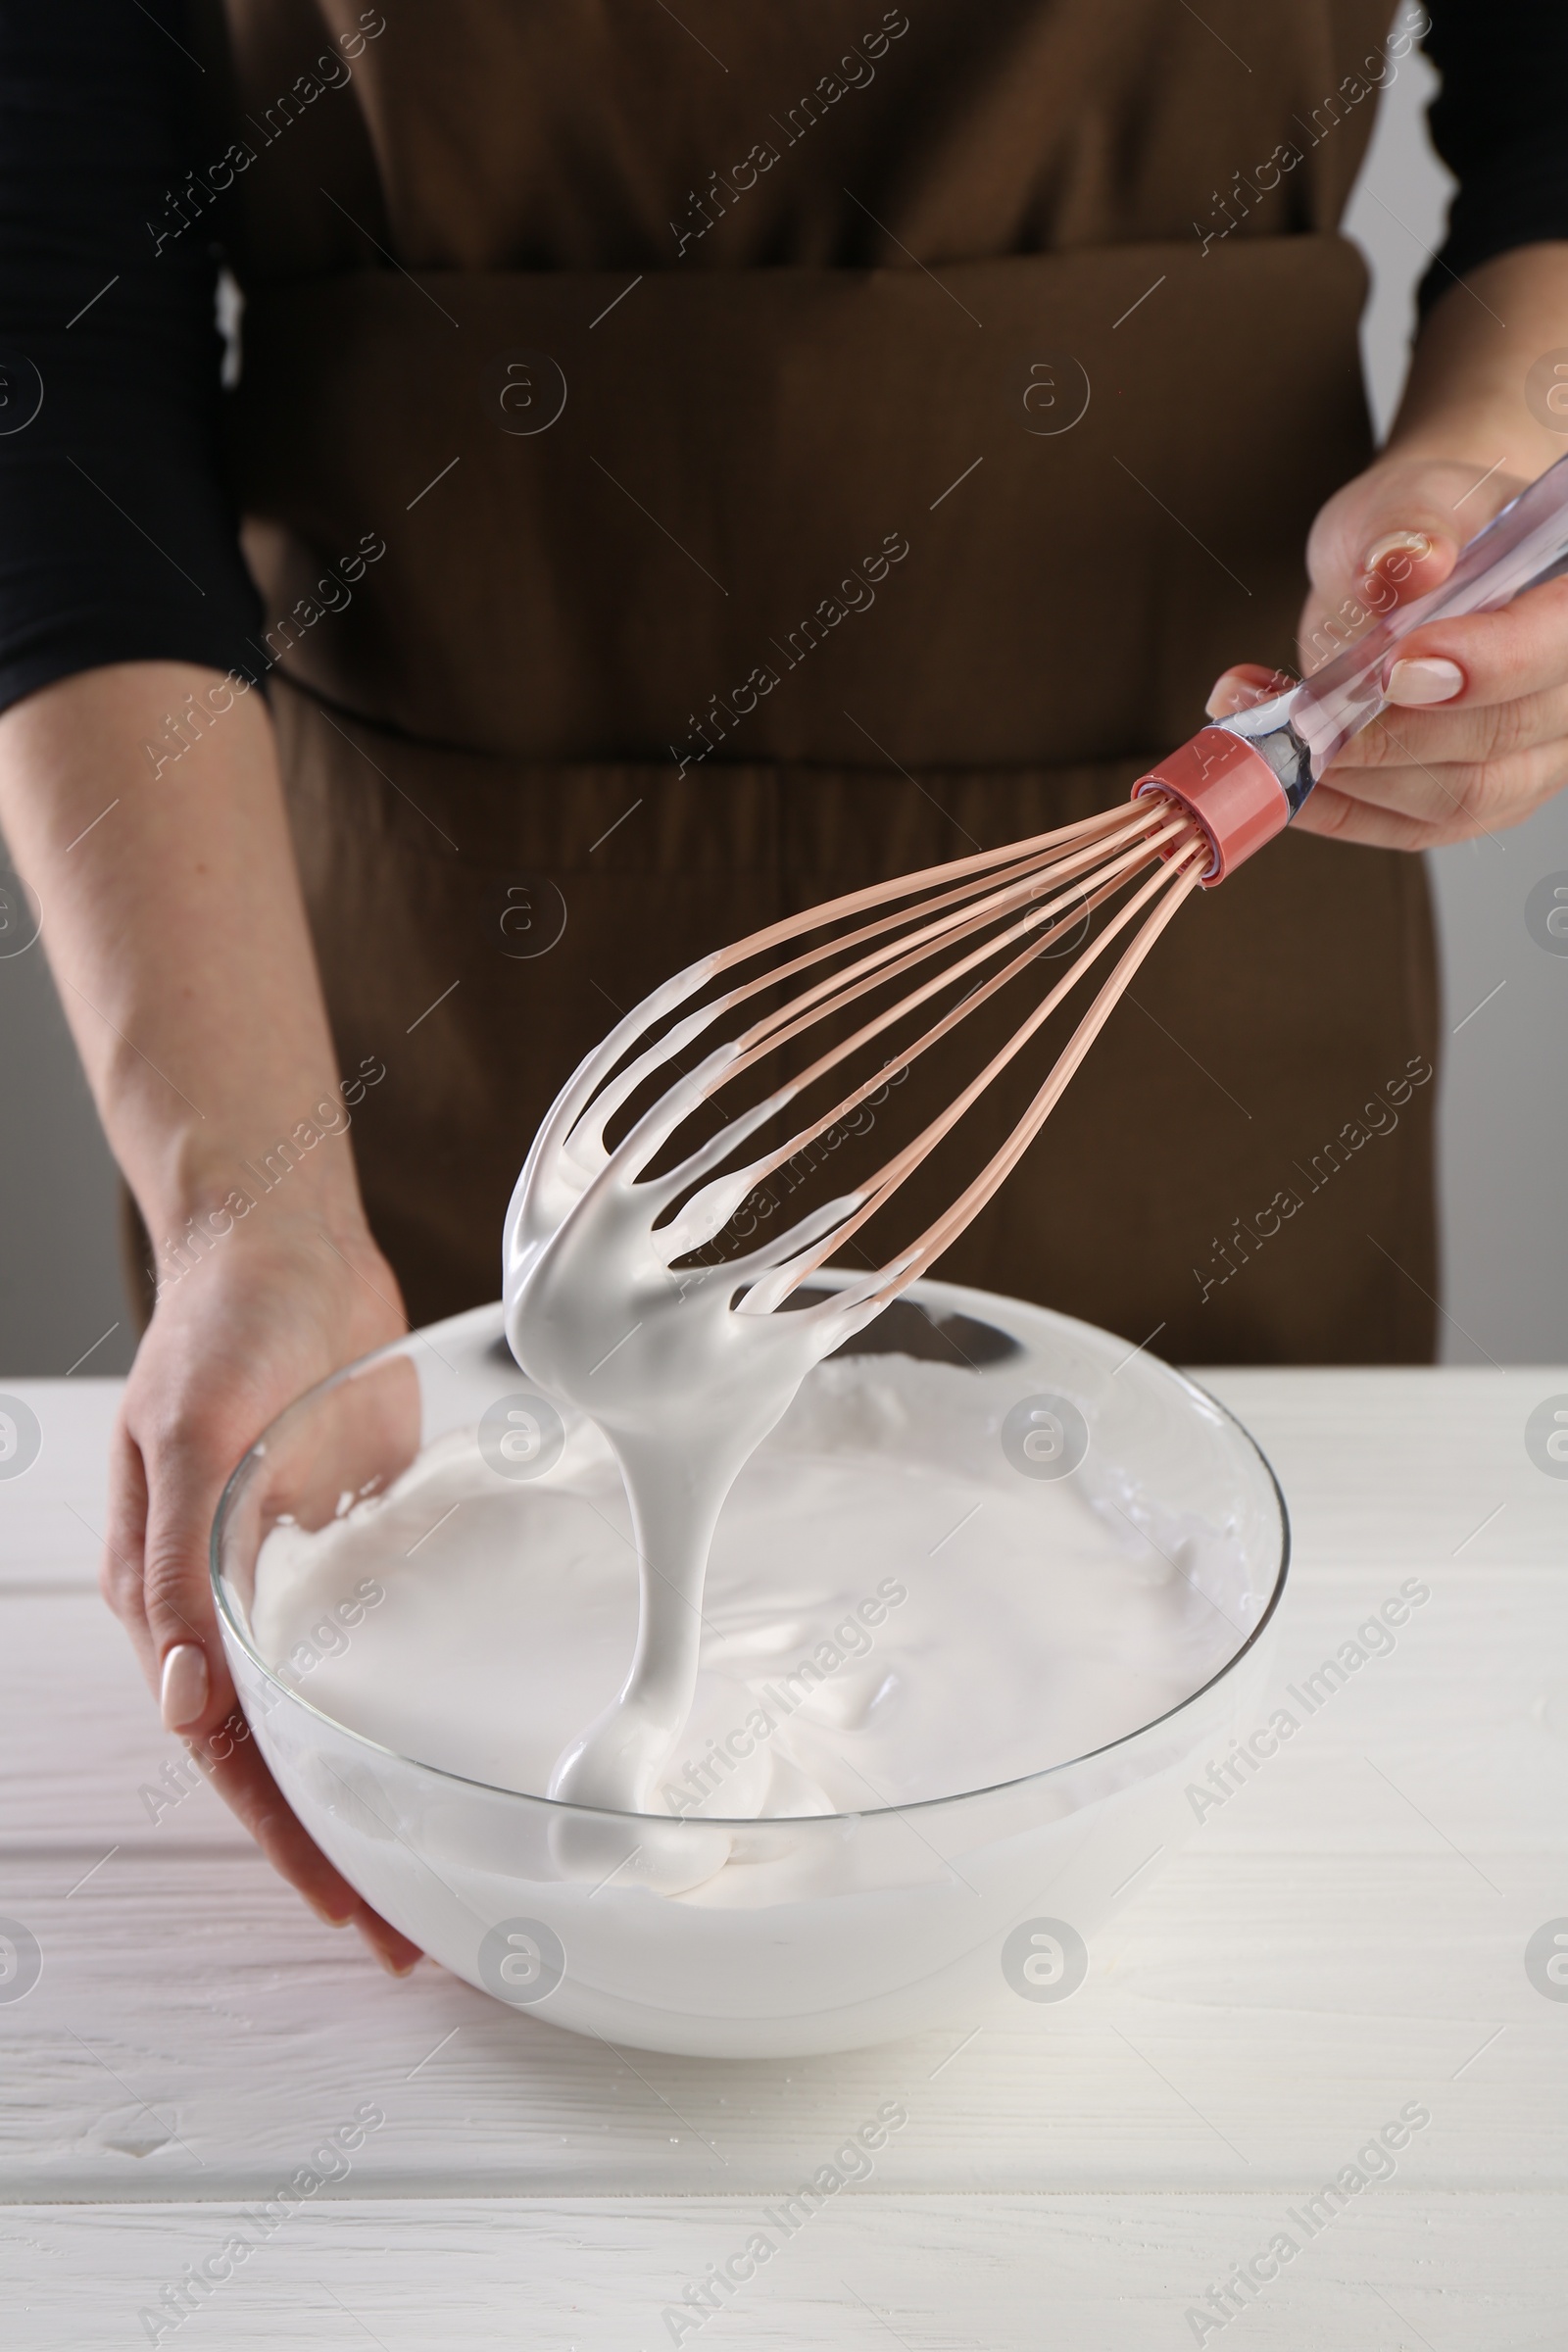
1206,450,1568,850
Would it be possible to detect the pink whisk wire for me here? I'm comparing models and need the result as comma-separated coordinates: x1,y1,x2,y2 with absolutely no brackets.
601,791,1210,1315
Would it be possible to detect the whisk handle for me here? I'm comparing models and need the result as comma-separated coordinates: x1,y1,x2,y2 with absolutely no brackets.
1132,448,1568,887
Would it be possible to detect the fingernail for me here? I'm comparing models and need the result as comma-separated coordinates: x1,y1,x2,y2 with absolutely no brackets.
1364,530,1431,572
307,1895,355,1930
1385,656,1464,707
160,1642,210,1731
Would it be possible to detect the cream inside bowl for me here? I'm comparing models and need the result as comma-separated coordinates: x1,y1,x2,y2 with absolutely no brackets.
211,1278,1288,2057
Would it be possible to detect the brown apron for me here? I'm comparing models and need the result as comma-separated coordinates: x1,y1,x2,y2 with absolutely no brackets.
192,0,1437,1362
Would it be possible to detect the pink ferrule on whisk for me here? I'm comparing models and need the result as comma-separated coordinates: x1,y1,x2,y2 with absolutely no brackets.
1130,727,1291,887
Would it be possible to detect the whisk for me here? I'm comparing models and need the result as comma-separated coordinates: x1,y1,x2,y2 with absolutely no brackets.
507,452,1568,1342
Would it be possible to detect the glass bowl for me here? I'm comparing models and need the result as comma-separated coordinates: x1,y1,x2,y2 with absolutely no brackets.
212,1278,1288,2057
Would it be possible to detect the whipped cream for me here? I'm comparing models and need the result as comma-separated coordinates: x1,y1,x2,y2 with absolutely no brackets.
250,1352,1232,1824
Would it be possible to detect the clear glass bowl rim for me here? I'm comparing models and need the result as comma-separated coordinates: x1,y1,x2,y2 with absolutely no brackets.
211,1305,1291,1829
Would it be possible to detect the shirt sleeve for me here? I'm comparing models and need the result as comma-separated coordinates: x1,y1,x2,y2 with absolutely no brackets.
0,0,262,719
1421,0,1568,310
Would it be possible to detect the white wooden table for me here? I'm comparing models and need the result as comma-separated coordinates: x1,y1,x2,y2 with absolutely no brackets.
3,1368,1566,2349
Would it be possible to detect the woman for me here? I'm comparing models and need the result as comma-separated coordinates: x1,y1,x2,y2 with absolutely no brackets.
1,0,1565,1969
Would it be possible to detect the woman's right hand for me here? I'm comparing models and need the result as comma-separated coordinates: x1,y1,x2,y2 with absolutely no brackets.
102,1202,423,1973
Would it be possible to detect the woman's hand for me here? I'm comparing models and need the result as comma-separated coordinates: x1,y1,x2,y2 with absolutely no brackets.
1205,243,1568,851
105,1206,422,1972
0,662,423,1973
1207,451,1568,850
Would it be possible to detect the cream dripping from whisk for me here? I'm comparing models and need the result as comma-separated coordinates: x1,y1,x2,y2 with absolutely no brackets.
504,974,887,1822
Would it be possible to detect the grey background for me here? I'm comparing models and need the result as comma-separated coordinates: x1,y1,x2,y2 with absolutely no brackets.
1343,51,1568,1366
0,49,1561,1373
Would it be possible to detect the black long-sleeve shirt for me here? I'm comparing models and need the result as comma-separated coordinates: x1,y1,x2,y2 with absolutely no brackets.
0,1,1564,723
